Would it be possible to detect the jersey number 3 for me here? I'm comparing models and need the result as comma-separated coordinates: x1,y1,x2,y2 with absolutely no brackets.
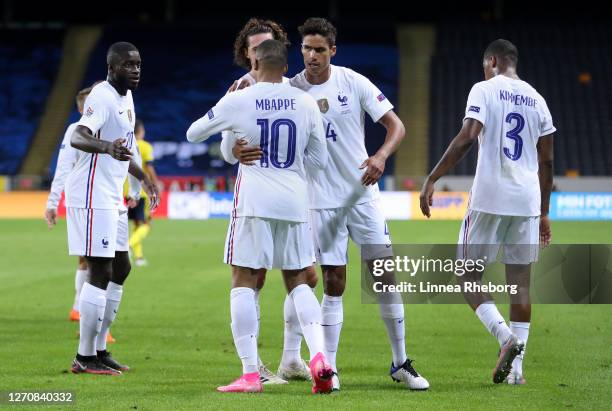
257,118,296,169
503,112,524,161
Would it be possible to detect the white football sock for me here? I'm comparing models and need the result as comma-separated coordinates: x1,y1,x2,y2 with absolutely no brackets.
379,303,408,367
96,282,123,352
230,287,258,374
510,321,530,375
78,283,105,357
73,269,89,311
280,293,302,367
253,288,263,367
321,294,343,370
475,303,512,347
291,284,324,361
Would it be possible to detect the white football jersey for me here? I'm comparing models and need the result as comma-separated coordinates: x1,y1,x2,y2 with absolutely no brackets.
187,81,327,222
220,74,290,164
65,81,136,209
47,123,82,209
290,65,394,209
464,75,556,217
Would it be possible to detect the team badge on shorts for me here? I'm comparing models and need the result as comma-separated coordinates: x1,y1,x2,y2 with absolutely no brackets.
128,109,133,123
317,98,329,113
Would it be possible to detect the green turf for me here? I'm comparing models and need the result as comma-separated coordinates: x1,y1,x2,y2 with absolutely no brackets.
0,219,610,410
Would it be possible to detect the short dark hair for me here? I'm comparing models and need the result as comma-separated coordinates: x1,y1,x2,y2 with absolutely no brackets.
106,41,139,66
484,39,518,67
298,17,337,47
233,18,290,70
256,39,287,69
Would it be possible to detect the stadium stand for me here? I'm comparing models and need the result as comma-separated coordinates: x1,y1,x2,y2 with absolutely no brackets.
429,21,612,176
0,29,63,174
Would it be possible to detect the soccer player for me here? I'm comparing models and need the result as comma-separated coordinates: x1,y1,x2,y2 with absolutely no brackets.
126,119,159,267
420,39,555,385
66,42,159,375
45,84,121,345
221,17,313,383
45,85,95,322
187,39,333,394
287,17,428,391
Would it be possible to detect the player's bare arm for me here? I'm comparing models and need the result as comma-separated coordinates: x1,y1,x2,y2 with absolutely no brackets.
360,110,405,186
145,162,161,190
71,125,132,161
128,159,160,210
419,118,482,217
537,134,554,246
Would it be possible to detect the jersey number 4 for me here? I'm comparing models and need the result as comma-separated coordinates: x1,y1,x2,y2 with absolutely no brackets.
326,123,337,141
257,118,296,169
503,112,524,161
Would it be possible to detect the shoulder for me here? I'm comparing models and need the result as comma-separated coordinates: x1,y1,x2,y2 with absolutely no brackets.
217,90,242,108
289,70,307,88
88,82,115,102
335,65,367,84
473,79,493,92
523,81,548,107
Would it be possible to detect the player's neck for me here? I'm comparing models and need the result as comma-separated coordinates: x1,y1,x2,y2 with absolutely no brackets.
305,65,331,85
108,77,128,96
497,68,519,80
257,71,283,84
248,70,258,82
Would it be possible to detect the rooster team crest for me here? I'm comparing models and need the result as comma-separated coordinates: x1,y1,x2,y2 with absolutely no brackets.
317,98,329,114
128,109,133,123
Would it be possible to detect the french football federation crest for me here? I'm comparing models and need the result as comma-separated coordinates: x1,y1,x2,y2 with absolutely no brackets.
128,109,133,123
317,98,329,113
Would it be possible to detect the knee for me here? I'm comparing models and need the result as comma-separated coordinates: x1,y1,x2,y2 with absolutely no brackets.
112,261,131,285
323,266,345,296
305,265,318,289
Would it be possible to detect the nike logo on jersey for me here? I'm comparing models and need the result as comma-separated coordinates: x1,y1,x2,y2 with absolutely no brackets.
119,111,125,114
98,318,103,322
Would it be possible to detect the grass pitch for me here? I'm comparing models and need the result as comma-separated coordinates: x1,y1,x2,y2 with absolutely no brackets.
0,219,610,410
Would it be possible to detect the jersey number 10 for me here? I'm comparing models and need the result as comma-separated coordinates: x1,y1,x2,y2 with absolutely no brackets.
503,112,524,161
257,118,296,169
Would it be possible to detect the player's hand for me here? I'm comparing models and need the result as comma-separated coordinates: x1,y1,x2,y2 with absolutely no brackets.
44,208,57,228
126,197,138,209
233,139,262,165
227,79,251,93
540,215,552,247
419,178,435,218
359,155,385,186
106,138,132,161
142,177,160,211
